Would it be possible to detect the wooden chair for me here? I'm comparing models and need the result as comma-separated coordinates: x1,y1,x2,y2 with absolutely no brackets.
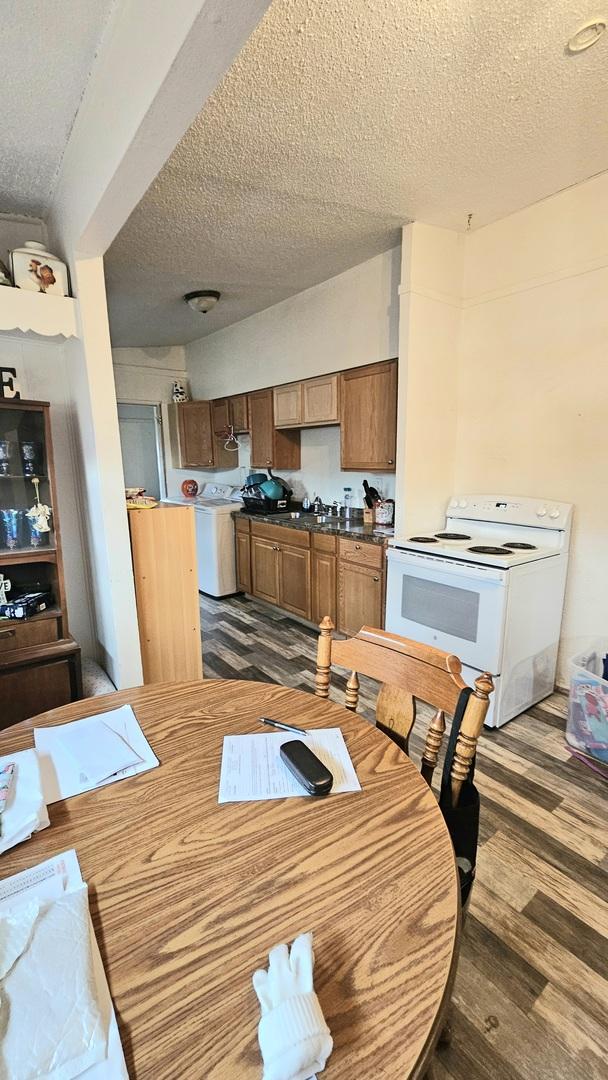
314,617,494,806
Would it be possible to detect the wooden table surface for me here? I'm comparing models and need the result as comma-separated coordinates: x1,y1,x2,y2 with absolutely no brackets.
0,680,459,1079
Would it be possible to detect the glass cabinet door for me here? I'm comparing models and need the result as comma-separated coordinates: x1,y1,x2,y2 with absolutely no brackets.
0,406,55,555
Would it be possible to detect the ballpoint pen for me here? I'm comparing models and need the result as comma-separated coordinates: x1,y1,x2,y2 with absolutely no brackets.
259,717,308,736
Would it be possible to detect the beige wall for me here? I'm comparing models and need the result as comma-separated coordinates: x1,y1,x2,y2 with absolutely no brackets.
456,172,608,682
112,346,187,404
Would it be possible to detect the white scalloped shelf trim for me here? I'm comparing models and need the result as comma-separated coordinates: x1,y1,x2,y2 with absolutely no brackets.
0,287,78,339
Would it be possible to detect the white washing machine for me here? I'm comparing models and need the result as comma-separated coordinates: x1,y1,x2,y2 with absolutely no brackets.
165,483,242,596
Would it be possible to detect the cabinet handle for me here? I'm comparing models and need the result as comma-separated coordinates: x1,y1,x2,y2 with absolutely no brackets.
266,460,271,465
373,576,380,582
355,544,361,550
388,459,394,465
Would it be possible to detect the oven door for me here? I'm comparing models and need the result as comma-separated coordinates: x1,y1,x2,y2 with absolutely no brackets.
385,548,508,673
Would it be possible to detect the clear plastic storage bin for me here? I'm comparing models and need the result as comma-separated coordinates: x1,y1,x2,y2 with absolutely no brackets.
567,643,608,769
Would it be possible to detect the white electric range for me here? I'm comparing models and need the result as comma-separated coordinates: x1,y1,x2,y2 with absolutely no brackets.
385,495,573,727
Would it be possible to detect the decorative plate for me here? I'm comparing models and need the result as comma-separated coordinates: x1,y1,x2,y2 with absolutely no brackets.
181,479,199,498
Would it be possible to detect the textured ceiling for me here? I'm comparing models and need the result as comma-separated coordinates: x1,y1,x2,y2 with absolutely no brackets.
0,0,114,216
106,0,608,347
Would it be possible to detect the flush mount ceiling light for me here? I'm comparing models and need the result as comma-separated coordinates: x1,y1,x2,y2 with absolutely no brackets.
566,18,606,53
184,289,221,313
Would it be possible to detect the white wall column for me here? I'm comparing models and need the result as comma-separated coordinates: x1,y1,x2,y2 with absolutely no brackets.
395,222,464,536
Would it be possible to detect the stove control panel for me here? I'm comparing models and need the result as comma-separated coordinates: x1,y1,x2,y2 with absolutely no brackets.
447,495,573,530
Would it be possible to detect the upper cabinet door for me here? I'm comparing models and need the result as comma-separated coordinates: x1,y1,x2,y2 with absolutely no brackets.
211,398,231,435
178,402,215,467
229,394,249,433
302,374,339,426
340,360,397,472
273,383,303,427
249,389,274,467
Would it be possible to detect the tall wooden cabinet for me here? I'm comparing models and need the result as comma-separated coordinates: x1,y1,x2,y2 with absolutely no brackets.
129,505,202,683
340,359,397,471
249,389,301,470
0,399,81,728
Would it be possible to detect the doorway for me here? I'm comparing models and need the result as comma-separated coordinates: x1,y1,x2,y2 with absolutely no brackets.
117,403,165,501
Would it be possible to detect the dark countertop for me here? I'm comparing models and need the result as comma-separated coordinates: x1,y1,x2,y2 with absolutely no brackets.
233,509,394,546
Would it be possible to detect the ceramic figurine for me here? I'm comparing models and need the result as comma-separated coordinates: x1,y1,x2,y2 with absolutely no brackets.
172,381,189,402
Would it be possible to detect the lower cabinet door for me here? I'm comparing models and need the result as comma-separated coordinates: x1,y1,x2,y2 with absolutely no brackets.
278,545,311,620
312,551,336,626
1,658,74,730
235,531,251,593
251,537,280,604
337,562,383,637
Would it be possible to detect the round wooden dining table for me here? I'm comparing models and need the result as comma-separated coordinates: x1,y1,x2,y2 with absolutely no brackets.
0,680,459,1078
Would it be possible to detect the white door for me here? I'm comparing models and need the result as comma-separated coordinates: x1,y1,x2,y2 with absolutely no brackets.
117,403,164,501
385,548,508,672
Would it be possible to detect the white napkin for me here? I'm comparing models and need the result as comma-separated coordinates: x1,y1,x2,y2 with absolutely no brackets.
0,749,49,855
57,718,143,785
253,933,333,1080
0,884,107,1080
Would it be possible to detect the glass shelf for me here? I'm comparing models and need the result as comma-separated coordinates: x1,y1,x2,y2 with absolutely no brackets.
0,408,55,555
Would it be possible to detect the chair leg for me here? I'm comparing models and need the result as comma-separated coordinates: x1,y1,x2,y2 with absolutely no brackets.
314,616,334,699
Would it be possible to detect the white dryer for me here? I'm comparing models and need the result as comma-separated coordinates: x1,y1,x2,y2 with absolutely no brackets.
165,483,242,596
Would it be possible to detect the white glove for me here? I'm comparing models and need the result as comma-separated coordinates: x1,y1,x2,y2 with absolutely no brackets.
253,932,333,1080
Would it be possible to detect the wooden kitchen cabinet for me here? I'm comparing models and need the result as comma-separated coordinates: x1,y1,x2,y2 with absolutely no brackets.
340,359,397,471
176,401,236,469
251,535,280,605
211,398,230,435
274,383,302,427
279,544,311,619
250,522,310,618
249,388,300,469
337,560,384,637
274,374,340,429
228,394,249,433
312,533,337,625
213,395,249,434
303,373,339,425
234,517,251,593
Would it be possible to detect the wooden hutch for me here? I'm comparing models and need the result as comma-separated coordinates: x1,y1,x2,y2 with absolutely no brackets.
0,399,81,727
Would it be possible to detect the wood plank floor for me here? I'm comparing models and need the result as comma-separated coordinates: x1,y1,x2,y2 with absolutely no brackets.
201,593,608,1080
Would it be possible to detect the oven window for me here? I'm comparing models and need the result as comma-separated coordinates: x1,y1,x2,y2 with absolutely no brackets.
401,575,480,642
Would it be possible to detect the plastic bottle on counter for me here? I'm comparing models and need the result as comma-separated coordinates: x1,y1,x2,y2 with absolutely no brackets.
343,487,352,520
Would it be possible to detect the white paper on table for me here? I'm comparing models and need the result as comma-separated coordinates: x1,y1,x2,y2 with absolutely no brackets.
218,728,361,803
34,703,158,804
0,849,128,1080
57,718,143,785
0,748,49,854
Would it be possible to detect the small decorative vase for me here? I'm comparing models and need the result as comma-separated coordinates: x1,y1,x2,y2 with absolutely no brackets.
24,515,50,548
9,241,70,297
0,509,23,550
0,440,13,476
20,440,43,476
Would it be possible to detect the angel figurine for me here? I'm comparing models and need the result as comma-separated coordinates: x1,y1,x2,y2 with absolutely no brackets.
26,477,52,535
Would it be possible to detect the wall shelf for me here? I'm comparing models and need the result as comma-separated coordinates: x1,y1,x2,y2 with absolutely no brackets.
0,287,78,339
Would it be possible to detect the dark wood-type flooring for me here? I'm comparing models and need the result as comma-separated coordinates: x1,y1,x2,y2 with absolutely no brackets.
201,592,608,1080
